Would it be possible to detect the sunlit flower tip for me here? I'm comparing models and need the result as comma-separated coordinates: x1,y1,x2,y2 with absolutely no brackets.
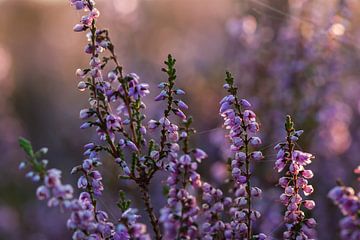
239,223,248,233
293,150,313,166
77,81,87,91
140,126,147,135
285,186,294,196
249,137,262,147
159,117,170,127
41,159,48,166
193,148,208,160
84,142,95,150
150,150,159,160
247,122,259,133
89,57,101,68
170,143,180,152
90,68,101,78
73,24,87,32
176,100,188,109
126,141,138,152
80,15,92,26
302,170,314,179
235,151,247,162
77,176,88,188
243,110,256,122
290,135,298,142
251,187,262,197
32,174,40,182
158,82,167,88
274,143,283,150
304,200,315,210
175,89,185,95
45,169,62,187
179,154,192,165
122,208,140,222
99,40,110,49
79,108,92,119
219,102,231,113
180,131,187,138
75,68,85,77
275,159,286,172
231,167,240,176
82,159,93,171
257,233,267,240
147,120,159,129
90,8,100,18
251,151,263,160
36,185,50,200
18,162,26,170
303,185,314,196
122,166,131,176
354,165,360,174
107,71,117,82
119,139,126,148
71,166,81,174
173,108,186,119
278,177,288,188
154,90,167,101
223,83,230,89
239,99,251,109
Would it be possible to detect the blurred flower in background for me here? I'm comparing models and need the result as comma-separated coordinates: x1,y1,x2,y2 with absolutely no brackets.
1,0,360,239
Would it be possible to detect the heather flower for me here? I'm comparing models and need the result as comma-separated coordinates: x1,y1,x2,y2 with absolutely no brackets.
220,72,266,239
19,138,151,240
157,59,202,239
275,116,316,239
329,166,360,239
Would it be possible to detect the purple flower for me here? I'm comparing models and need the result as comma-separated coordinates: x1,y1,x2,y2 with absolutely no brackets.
36,185,50,200
275,116,316,239
155,90,167,101
219,72,266,239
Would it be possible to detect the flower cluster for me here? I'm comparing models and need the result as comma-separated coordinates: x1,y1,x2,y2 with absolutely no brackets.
70,0,162,238
36,168,74,207
160,152,200,239
200,182,232,239
147,55,187,164
74,147,104,196
113,208,151,240
220,72,266,239
275,116,316,239
18,138,117,240
328,168,360,240
15,1,336,240
68,192,114,240
19,138,74,208
153,58,202,239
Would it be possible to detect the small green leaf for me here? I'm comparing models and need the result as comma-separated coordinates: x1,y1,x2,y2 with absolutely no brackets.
18,137,34,157
285,115,294,132
225,71,234,85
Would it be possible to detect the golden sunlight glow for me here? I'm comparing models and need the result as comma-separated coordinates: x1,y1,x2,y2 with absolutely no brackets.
330,23,346,36
242,15,257,35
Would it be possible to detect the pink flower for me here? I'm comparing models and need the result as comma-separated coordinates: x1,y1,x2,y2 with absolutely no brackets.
36,185,50,200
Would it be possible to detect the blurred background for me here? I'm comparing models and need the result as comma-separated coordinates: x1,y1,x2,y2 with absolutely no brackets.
1,0,360,239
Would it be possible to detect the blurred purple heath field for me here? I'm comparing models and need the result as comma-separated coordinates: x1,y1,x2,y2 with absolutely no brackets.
14,0,360,240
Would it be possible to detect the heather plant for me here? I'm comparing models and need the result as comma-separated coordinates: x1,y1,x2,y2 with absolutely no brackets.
328,168,360,239
274,116,316,239
16,0,360,240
